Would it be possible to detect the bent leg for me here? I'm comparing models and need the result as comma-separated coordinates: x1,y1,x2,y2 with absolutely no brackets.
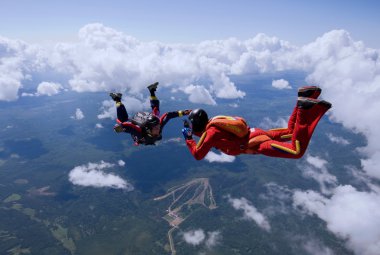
267,86,321,142
266,106,298,141
150,96,160,116
256,104,330,159
116,102,129,122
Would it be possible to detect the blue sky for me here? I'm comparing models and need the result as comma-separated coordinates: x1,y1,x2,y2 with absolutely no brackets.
1,0,379,47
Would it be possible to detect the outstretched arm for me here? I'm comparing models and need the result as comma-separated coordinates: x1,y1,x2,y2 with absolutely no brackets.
184,130,214,160
160,109,191,129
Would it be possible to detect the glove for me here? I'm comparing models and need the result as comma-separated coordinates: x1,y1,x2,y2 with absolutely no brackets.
114,124,125,133
182,109,192,115
182,127,193,140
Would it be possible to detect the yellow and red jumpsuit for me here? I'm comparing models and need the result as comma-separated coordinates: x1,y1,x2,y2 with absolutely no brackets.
185,103,330,160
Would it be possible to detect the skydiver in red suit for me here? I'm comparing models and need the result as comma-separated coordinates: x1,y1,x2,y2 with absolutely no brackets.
182,86,331,160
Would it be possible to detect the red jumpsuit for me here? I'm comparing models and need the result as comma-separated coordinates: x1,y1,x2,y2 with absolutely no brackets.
185,103,329,160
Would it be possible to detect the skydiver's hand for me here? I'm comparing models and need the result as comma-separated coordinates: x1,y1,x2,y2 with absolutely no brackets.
182,109,192,115
182,127,193,140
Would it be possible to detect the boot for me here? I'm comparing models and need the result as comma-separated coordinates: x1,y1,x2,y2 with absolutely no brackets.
298,86,321,99
297,97,332,110
147,82,159,93
109,92,122,102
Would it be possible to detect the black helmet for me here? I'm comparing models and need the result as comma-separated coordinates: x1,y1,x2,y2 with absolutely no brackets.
188,109,209,132
145,114,160,129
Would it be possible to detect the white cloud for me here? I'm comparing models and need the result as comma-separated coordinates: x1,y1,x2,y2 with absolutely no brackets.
95,123,103,128
71,108,84,120
22,81,63,97
97,100,116,120
306,155,328,169
228,196,271,231
182,229,221,249
293,185,380,255
300,155,337,195
183,84,216,105
1,24,379,182
205,151,235,163
36,81,63,96
183,229,206,246
303,240,334,255
259,117,288,130
97,97,146,120
205,231,222,249
299,30,380,180
272,79,291,89
326,133,350,145
0,37,29,101
118,160,125,167
68,161,133,190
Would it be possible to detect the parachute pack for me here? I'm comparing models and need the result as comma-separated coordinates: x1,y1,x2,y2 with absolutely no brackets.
131,112,155,129
206,115,249,138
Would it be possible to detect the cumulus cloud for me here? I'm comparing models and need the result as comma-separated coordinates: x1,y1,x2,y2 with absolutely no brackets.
183,229,206,246
182,229,221,249
95,123,103,128
183,84,216,105
228,196,271,231
71,108,84,120
272,79,291,89
68,161,133,190
293,185,380,255
117,160,125,167
22,81,64,97
36,81,63,96
205,151,235,163
326,133,350,145
300,30,380,180
0,37,30,101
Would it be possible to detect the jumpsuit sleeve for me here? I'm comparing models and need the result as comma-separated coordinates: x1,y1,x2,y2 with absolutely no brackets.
185,130,214,160
117,119,143,138
160,110,188,129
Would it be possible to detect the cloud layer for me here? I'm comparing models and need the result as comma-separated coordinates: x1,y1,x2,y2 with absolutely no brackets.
289,152,380,255
293,185,380,255
1,25,380,180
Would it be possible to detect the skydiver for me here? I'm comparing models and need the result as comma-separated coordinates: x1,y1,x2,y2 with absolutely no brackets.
181,86,332,160
110,82,191,145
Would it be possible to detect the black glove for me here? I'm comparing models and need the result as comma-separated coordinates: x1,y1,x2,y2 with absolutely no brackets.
182,109,192,115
